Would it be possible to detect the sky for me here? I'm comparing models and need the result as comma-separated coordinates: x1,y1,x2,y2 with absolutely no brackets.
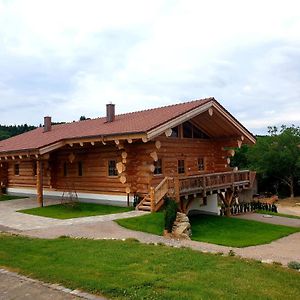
0,0,299,134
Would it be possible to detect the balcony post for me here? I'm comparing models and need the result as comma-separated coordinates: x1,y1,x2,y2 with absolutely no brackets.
174,177,180,203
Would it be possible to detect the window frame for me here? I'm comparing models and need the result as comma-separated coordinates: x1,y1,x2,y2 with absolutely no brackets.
63,162,68,177
32,161,37,176
14,163,20,176
78,161,83,177
108,160,118,177
197,157,206,172
154,158,163,176
177,159,185,174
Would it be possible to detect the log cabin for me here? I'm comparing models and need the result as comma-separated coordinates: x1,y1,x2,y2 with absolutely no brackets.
0,98,256,215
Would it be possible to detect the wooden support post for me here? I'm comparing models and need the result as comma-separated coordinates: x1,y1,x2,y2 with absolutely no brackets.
0,164,2,196
174,177,180,203
150,187,155,212
36,160,43,207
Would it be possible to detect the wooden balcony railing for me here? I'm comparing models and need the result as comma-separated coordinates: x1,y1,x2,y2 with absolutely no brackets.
176,170,253,198
139,170,255,212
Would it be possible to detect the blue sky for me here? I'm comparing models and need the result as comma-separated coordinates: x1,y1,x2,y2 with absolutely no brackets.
0,0,300,134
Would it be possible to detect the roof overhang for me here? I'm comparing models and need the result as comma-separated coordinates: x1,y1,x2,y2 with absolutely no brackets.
146,99,256,144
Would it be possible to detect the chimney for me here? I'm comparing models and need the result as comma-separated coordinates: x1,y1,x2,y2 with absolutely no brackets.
106,103,115,122
44,116,52,132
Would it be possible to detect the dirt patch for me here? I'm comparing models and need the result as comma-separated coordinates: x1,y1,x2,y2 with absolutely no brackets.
277,197,300,207
277,197,300,217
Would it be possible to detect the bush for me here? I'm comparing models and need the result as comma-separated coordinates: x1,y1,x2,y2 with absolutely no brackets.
287,261,300,270
164,197,178,232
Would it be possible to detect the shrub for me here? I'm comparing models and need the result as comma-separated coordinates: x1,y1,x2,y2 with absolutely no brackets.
164,197,178,232
228,249,235,256
287,261,300,270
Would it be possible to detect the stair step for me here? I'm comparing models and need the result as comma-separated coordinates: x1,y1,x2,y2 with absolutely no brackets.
142,201,151,206
138,205,151,211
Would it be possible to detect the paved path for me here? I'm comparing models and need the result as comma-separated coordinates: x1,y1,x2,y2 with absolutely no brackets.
0,269,106,300
278,205,300,217
234,212,300,227
0,198,148,231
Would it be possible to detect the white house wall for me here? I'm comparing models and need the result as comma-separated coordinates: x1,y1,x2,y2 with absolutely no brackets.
187,194,219,215
7,187,133,207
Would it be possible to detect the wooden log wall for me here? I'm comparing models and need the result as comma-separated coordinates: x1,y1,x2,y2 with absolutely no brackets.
124,135,232,195
4,134,236,196
0,162,8,191
7,160,50,188
50,144,126,194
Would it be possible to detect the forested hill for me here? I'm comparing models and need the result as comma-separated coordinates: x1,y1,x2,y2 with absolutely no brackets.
0,124,37,141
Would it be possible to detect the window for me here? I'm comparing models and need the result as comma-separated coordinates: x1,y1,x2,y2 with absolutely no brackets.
14,164,20,176
198,158,205,171
154,159,163,175
63,162,68,177
193,125,209,139
178,159,185,174
78,161,83,176
108,160,118,176
182,122,193,138
170,126,179,137
33,161,37,176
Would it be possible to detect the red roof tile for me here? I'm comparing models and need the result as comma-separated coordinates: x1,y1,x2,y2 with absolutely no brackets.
0,98,213,153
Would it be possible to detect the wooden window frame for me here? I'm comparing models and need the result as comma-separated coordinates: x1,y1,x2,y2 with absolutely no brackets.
33,161,37,176
170,126,180,138
63,162,68,177
197,157,206,172
78,161,83,177
108,160,118,177
14,163,20,176
178,159,185,175
154,158,163,176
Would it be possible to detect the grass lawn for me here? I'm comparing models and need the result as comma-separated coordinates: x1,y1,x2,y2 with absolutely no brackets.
256,210,300,220
0,194,27,201
18,202,133,219
116,213,300,247
0,235,299,300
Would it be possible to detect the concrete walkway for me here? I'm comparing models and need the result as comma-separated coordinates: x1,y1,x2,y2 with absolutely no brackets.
1,198,300,266
0,198,148,231
0,269,106,300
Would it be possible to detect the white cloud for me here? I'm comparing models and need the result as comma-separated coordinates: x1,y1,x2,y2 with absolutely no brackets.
0,0,300,134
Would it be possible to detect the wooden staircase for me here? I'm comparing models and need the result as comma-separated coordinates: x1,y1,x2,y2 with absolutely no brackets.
137,177,173,212
136,195,152,211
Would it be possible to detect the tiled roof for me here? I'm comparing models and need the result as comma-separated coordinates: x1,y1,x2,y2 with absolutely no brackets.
0,98,213,153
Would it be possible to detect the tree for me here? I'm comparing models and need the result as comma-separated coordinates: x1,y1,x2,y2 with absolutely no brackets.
248,125,300,198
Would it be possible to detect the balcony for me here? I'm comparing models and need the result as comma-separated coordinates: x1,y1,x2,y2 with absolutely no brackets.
175,170,255,199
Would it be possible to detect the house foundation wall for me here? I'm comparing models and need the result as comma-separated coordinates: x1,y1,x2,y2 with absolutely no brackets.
186,194,219,215
6,187,134,207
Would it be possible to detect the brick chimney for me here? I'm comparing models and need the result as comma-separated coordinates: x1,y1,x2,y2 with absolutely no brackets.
106,103,115,122
44,116,52,132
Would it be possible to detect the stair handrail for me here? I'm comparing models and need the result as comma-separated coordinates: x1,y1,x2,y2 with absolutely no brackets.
153,177,170,205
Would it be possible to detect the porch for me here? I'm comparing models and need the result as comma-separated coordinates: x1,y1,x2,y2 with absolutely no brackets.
137,170,256,212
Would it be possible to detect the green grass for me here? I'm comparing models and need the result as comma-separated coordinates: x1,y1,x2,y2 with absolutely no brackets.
116,212,165,236
116,213,300,247
0,234,299,300
0,194,27,201
18,202,133,219
256,210,300,220
189,215,299,247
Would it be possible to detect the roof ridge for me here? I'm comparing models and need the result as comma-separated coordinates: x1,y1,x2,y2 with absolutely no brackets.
115,97,214,118
51,97,215,128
